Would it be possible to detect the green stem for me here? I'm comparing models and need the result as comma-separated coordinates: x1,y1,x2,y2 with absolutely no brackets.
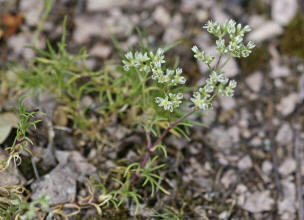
214,53,223,71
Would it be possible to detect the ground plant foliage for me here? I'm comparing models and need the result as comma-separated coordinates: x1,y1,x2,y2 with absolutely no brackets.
0,0,304,219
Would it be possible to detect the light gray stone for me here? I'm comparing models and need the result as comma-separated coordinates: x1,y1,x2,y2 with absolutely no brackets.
238,156,253,170
207,127,233,151
276,93,299,116
219,96,237,110
248,21,283,43
227,126,240,143
240,191,274,213
246,72,263,92
163,14,183,43
90,44,112,59
32,151,96,205
221,169,237,188
73,15,107,44
153,6,170,27
298,74,304,101
31,165,76,205
262,160,273,174
278,158,296,176
0,150,26,186
105,9,134,38
270,60,291,78
20,0,43,26
87,0,131,11
272,0,298,25
278,180,296,215
275,123,293,145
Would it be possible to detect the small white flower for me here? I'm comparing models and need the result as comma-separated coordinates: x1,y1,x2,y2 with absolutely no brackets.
216,39,226,53
166,69,175,76
236,23,242,31
204,82,214,93
152,68,163,80
241,49,251,57
125,51,133,60
169,93,183,108
155,96,173,112
243,25,251,32
156,48,164,56
135,51,150,63
210,71,221,82
158,74,170,83
175,68,183,75
229,80,237,88
190,92,211,110
192,45,200,54
139,64,150,73
178,76,186,84
176,93,183,99
247,41,256,49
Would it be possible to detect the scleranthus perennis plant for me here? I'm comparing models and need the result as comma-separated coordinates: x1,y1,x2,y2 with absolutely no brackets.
108,19,255,212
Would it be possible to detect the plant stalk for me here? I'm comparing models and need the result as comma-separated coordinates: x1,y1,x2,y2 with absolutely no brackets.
129,108,198,185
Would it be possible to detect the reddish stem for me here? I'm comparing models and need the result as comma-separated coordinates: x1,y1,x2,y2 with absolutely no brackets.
129,108,198,185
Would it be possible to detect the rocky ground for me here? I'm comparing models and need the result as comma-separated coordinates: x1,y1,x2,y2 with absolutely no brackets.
0,0,304,219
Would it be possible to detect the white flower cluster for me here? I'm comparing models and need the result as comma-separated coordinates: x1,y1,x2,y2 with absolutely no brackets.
203,19,255,58
122,20,254,113
122,48,186,112
192,46,215,65
190,71,237,110
190,19,253,110
155,93,183,112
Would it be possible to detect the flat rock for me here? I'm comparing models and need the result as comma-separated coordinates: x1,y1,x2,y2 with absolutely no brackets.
238,156,253,170
219,96,237,110
248,15,267,29
298,74,304,101
207,126,233,151
181,0,215,12
278,158,296,176
32,151,96,205
246,72,263,92
270,60,291,78
7,33,36,60
201,109,216,126
87,0,131,11
0,150,26,186
276,93,299,116
275,123,293,146
73,15,107,44
240,190,274,213
248,21,283,43
105,10,135,38
262,160,273,174
227,126,240,143
272,0,298,25
221,169,237,188
163,14,183,43
278,180,296,215
31,165,76,205
20,0,43,26
153,6,170,27
90,43,112,59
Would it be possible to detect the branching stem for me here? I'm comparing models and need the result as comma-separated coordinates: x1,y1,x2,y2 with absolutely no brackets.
129,108,199,185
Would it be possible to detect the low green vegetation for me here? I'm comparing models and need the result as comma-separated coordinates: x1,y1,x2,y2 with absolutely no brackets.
281,14,304,60
0,19,255,219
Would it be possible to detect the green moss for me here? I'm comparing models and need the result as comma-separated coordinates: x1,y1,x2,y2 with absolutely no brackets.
240,45,269,73
281,14,304,60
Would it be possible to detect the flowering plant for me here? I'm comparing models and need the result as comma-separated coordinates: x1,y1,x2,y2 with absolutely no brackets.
111,19,256,211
